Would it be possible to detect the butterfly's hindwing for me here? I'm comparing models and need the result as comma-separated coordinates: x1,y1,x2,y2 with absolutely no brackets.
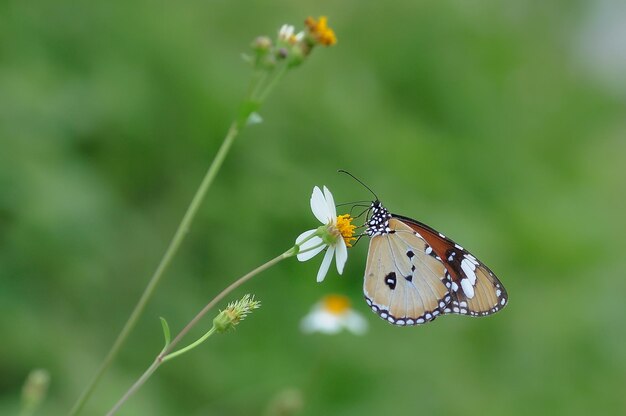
364,218,451,326
393,214,508,317
441,247,508,316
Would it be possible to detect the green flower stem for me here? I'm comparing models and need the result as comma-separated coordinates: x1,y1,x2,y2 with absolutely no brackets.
257,63,288,102
104,354,161,416
236,62,288,126
160,246,296,358
162,326,217,363
249,69,270,100
69,55,293,415
68,120,243,416
106,247,297,416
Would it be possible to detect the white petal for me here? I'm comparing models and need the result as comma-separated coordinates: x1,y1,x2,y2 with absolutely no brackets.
316,246,335,283
296,230,325,261
299,235,323,251
297,240,325,261
301,310,342,334
295,229,316,245
300,314,317,333
310,186,330,224
278,24,294,39
323,186,337,220
335,239,348,274
343,311,368,335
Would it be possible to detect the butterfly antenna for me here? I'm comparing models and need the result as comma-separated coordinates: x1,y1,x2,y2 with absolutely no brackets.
351,205,371,220
350,234,366,248
336,200,372,208
337,170,379,201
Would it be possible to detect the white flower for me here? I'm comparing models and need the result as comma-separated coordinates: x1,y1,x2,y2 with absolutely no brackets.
278,24,304,45
295,186,354,283
301,295,368,335
279,24,295,41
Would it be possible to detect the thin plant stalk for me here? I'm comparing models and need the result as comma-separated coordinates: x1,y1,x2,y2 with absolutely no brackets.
106,248,296,416
69,67,287,416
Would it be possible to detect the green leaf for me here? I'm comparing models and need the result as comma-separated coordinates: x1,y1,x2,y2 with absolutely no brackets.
159,317,171,347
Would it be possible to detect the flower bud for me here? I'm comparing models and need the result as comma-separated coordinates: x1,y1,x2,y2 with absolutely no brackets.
251,36,272,52
277,47,289,60
213,294,261,333
21,369,50,415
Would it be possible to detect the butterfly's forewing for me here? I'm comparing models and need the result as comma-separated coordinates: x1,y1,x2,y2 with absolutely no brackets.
393,214,508,317
364,218,451,325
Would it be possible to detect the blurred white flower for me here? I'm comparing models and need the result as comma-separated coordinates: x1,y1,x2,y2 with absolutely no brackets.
295,186,355,283
301,294,368,335
278,24,304,45
576,0,626,95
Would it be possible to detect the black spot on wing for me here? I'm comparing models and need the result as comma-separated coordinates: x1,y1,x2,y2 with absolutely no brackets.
384,272,397,290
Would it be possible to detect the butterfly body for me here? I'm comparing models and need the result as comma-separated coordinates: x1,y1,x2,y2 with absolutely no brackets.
363,201,508,326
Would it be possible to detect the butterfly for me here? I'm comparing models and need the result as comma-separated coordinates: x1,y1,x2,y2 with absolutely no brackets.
362,200,508,326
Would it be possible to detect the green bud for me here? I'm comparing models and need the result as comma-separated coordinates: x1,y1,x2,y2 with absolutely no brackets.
252,36,272,52
265,388,304,416
213,294,261,333
21,369,50,416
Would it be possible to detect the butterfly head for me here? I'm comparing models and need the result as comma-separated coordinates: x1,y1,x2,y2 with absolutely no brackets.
366,201,392,237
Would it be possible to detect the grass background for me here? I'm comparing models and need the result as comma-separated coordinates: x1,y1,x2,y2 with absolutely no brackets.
1,0,625,415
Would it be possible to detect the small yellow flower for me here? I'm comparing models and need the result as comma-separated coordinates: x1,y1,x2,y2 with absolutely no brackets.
323,294,351,315
305,16,337,46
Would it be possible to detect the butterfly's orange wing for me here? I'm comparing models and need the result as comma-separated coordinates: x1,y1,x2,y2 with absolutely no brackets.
394,214,508,317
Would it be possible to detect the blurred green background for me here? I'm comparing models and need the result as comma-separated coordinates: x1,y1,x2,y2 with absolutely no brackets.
1,0,625,415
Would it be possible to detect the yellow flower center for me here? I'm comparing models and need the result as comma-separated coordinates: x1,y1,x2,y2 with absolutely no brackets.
322,294,351,315
305,16,337,46
336,214,356,247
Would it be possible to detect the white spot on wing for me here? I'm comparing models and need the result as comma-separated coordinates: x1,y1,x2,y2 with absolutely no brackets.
461,258,477,285
461,278,475,298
